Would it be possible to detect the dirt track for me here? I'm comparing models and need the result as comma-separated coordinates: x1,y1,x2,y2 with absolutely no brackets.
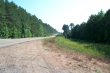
0,38,109,73
0,39,69,73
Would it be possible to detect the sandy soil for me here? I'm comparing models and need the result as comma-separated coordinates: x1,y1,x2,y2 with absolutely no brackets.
0,39,109,73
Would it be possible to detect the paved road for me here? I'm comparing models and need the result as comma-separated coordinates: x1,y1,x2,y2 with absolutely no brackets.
0,36,54,48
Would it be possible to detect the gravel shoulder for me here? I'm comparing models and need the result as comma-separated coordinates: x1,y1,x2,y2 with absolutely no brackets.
0,38,109,73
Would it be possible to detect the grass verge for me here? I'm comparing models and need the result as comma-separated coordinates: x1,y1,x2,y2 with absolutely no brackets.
55,37,110,60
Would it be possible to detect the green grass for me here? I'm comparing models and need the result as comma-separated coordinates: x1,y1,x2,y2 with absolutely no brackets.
55,37,110,60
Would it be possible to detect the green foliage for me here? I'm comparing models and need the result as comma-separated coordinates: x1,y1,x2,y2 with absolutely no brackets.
63,9,110,43
0,0,57,38
70,23,74,31
61,10,110,59
1,23,9,38
103,9,110,42
56,37,110,59
85,10,104,42
62,24,70,38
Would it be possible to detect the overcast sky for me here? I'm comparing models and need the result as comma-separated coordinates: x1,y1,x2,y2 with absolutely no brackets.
8,0,110,32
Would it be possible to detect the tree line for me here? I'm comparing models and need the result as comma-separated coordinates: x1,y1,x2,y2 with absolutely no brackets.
0,0,57,38
62,9,110,43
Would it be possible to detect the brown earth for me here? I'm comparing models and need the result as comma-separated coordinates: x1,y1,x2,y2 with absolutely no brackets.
0,38,109,73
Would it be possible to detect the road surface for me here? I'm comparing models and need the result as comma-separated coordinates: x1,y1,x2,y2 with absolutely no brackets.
0,37,53,48
0,37,109,73
0,37,69,73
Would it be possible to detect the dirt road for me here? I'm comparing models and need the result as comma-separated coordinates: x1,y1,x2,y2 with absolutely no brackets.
0,38,109,73
0,38,69,73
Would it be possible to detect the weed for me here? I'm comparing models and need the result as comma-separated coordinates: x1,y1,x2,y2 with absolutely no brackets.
55,37,110,60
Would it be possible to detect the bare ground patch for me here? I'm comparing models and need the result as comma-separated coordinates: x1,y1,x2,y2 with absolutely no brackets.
43,38,110,73
0,38,109,73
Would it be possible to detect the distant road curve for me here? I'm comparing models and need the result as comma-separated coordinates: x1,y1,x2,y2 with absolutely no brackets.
0,36,55,48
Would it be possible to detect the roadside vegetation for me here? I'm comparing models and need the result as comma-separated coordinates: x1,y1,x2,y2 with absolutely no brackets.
62,9,110,43
55,37,110,60
61,9,110,61
44,36,110,73
0,0,57,38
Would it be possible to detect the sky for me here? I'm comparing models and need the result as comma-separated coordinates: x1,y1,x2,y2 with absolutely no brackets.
8,0,110,32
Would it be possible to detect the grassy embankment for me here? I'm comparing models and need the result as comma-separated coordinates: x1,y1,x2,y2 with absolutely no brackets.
55,37,110,60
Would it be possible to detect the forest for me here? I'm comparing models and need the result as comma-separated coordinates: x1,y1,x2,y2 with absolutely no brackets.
0,0,57,38
62,9,110,43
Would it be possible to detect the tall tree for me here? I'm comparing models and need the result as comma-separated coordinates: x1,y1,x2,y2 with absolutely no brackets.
103,9,110,42
62,24,69,38
70,23,74,31
0,0,57,38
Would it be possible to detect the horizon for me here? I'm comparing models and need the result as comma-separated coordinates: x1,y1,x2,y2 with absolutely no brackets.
8,0,110,32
